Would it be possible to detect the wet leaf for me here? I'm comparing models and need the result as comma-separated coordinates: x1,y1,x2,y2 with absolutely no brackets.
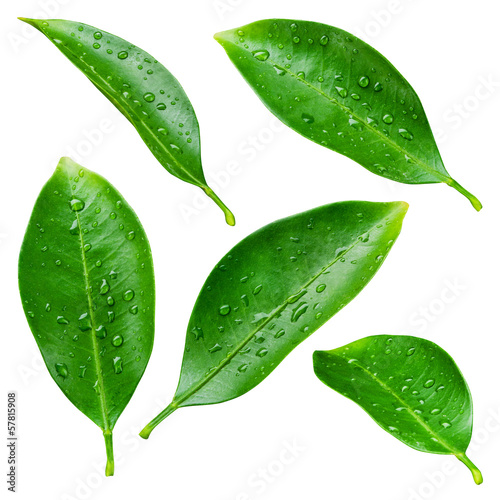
140,201,408,438
215,19,481,211
20,17,234,225
313,335,482,484
18,157,155,475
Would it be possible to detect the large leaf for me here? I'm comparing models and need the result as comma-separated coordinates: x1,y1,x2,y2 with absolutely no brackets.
18,157,155,475
140,200,408,438
20,18,235,226
313,335,482,484
215,19,482,211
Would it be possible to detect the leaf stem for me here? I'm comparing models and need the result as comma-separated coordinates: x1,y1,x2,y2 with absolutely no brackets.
103,430,114,477
448,179,482,211
456,453,483,485
139,403,178,439
202,186,235,226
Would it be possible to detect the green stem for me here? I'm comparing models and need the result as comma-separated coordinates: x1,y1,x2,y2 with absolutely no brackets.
139,403,178,439
103,430,114,477
202,186,235,226
456,453,483,485
448,179,482,212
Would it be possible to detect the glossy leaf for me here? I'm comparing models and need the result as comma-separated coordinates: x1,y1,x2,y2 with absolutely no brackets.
313,335,482,484
18,157,155,475
20,18,234,225
140,200,408,438
215,19,482,211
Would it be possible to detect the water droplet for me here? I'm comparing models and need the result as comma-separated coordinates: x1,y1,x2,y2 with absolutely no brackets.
301,113,315,124
93,381,100,394
406,347,415,356
218,304,231,316
440,421,452,429
93,42,101,49
252,49,270,61
117,51,128,59
374,82,383,92
254,333,265,344
108,311,115,323
127,231,136,240
209,343,222,353
291,302,308,322
319,35,329,46
129,305,138,315
358,76,370,88
109,270,118,280
123,289,135,301
143,92,155,102
256,348,268,357
241,294,249,307
430,408,442,415
238,364,249,373
423,379,435,388
78,313,92,331
113,356,123,374
55,363,68,379
399,128,414,140
292,36,300,44
70,198,85,212
383,114,394,124
191,326,204,340
99,279,110,295
95,325,107,339
78,365,87,378
253,284,263,295
349,118,364,131
287,289,307,304
316,284,326,293
331,87,347,100
111,334,123,347
57,316,69,325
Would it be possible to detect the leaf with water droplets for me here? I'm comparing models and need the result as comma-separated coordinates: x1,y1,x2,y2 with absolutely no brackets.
215,19,481,211
140,201,407,438
19,18,234,225
18,157,155,476
313,335,482,484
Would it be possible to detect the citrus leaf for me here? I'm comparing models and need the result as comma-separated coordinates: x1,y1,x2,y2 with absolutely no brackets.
20,17,234,225
215,19,481,211
140,200,408,438
18,157,155,476
313,335,482,484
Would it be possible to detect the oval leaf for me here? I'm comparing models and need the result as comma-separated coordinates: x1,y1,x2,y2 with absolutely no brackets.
215,19,481,211
18,157,155,475
313,335,482,484
140,200,408,438
20,17,235,225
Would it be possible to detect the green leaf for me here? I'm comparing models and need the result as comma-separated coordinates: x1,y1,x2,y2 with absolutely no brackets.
215,19,482,211
140,200,408,438
313,335,482,484
20,18,234,226
18,157,155,476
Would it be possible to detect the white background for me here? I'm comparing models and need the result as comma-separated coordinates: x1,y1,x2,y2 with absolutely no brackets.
1,0,499,499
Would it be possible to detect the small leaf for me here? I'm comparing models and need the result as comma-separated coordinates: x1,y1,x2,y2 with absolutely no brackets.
313,335,482,484
20,18,235,225
18,157,155,476
215,19,482,211
140,201,408,438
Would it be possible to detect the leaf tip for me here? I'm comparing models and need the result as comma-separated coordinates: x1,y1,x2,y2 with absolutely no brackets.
18,17,42,30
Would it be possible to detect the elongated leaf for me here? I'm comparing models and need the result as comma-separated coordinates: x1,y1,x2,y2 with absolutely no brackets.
313,335,482,484
18,157,155,475
140,200,408,438
20,18,234,225
215,19,482,211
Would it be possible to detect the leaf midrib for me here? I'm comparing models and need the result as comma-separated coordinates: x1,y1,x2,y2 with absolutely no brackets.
235,43,450,184
174,213,396,407
70,175,111,432
346,358,460,455
49,29,204,188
